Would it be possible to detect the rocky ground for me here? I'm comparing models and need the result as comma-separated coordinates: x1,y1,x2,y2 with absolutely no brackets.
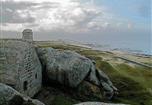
34,41,152,105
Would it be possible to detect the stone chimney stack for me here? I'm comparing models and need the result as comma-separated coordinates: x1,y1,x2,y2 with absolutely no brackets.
22,29,33,42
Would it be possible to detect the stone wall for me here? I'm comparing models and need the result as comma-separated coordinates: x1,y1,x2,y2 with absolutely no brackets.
0,39,42,97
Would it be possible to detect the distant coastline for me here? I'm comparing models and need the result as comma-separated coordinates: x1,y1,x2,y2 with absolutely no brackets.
49,39,152,56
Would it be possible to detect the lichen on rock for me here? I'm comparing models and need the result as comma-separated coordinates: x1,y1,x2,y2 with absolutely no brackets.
0,83,45,105
37,47,117,99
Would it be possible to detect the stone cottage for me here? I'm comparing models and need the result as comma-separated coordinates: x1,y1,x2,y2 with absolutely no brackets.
0,29,42,97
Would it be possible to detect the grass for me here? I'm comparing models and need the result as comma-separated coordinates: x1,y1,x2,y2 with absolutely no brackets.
115,64,152,89
51,96,77,105
36,42,152,105
96,61,152,105
76,81,103,101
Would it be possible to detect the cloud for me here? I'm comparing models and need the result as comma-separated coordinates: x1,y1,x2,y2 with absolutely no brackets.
1,0,103,33
0,1,37,23
127,23,134,29
138,3,151,18
1,0,143,34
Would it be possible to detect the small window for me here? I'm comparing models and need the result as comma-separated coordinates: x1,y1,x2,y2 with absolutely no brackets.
35,73,37,79
23,81,28,91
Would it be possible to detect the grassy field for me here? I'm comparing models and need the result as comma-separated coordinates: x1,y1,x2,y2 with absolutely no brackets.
35,41,152,105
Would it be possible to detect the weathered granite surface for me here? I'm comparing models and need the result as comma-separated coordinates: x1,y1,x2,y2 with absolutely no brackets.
0,39,42,97
37,47,117,99
37,47,92,87
74,102,128,105
0,83,45,105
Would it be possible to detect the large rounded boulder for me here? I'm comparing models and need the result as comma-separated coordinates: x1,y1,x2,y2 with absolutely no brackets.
36,47,117,100
37,47,93,87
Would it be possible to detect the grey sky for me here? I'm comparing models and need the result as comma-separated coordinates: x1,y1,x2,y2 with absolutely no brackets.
0,0,151,54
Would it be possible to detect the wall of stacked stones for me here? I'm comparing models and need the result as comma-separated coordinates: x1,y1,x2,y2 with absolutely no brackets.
0,40,19,86
0,39,42,97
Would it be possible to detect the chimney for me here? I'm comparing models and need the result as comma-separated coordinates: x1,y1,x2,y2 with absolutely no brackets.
22,29,33,42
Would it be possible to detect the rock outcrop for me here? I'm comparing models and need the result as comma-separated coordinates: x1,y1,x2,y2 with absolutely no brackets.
37,47,117,99
0,83,45,105
74,102,128,105
37,47,92,87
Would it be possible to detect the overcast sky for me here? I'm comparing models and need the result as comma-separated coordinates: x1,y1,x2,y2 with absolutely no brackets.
0,0,151,53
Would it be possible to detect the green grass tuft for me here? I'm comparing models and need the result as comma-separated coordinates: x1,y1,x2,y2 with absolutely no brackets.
51,96,77,105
